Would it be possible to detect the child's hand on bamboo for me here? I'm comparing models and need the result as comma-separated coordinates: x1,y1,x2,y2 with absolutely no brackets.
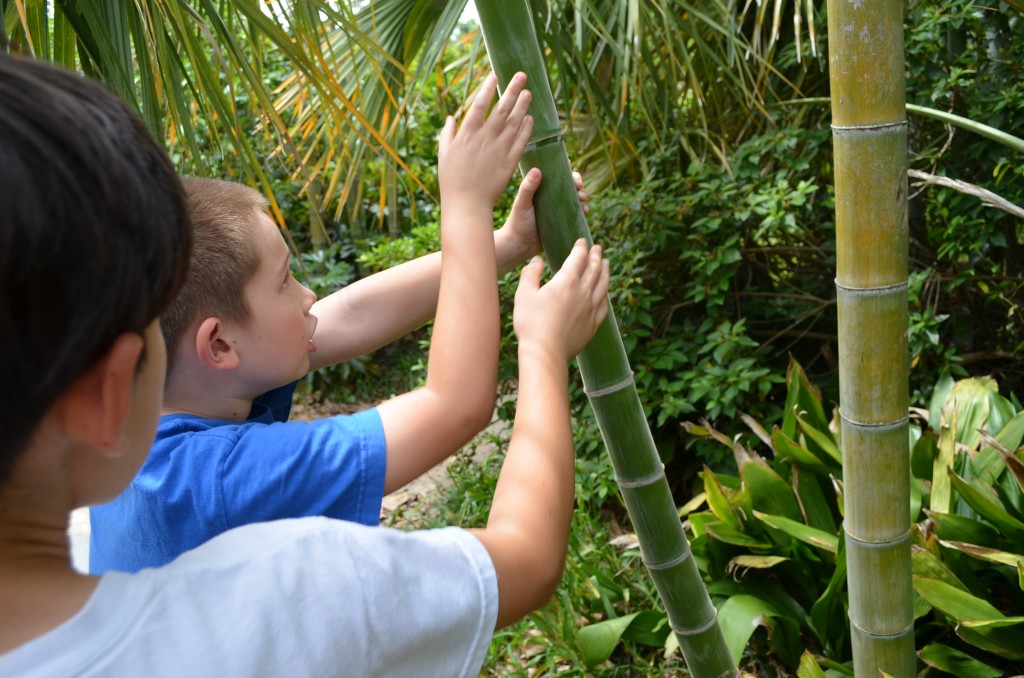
513,239,610,363
437,72,533,214
497,169,589,270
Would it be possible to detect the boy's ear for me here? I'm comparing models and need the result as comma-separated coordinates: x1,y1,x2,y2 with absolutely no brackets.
195,316,240,370
60,332,145,456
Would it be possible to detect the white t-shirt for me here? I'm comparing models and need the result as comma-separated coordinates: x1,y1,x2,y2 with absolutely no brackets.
1,518,498,677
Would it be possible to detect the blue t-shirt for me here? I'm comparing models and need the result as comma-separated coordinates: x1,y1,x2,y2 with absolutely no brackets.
89,382,387,574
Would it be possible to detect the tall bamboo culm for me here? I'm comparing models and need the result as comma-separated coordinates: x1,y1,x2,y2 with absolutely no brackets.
826,0,916,674
474,2,736,676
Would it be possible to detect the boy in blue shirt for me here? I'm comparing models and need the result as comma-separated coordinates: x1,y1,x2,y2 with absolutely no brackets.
90,71,587,573
0,54,610,675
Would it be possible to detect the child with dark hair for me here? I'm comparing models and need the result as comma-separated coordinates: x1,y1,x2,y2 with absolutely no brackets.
0,53,609,675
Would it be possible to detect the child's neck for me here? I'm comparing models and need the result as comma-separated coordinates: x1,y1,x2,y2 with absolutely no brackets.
161,393,254,421
163,370,255,421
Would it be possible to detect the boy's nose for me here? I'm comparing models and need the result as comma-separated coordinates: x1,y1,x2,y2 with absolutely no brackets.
302,283,317,311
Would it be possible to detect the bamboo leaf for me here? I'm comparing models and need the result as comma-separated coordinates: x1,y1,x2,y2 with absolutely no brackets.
753,511,838,553
918,643,1004,678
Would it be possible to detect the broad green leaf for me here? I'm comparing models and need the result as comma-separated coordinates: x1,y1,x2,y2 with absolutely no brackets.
910,545,966,590
938,540,1024,568
910,429,938,480
773,428,832,475
792,467,838,534
718,594,802,666
932,410,957,513
727,554,789,573
678,491,707,519
577,610,673,666
706,521,772,548
578,611,644,666
928,369,956,434
949,471,1024,540
706,578,810,623
796,414,842,465
944,377,1000,449
958,617,1024,660
742,458,802,522
912,576,1003,621
796,652,828,678
782,359,829,438
753,511,838,553
810,540,846,650
703,467,745,529
918,643,1003,678
926,510,1000,547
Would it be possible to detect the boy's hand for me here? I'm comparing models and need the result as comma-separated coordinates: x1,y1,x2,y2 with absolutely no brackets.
437,72,533,211
513,239,610,362
497,169,588,267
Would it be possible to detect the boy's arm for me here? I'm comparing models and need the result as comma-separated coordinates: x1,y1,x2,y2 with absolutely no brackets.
471,240,610,628
307,170,588,370
373,73,533,493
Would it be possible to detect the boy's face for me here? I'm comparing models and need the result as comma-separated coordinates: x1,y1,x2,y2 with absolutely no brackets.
232,212,318,395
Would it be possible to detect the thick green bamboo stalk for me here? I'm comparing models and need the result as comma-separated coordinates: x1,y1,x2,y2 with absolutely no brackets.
826,0,915,675
474,2,736,676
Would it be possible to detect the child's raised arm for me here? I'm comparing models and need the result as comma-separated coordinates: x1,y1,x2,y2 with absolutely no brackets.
306,165,588,371
471,239,610,628
373,73,533,493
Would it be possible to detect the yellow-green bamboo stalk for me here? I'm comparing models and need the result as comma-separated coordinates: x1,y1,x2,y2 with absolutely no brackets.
826,0,915,674
474,2,736,676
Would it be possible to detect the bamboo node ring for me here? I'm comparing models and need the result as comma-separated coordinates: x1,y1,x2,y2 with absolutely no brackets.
615,466,665,489
844,526,912,547
584,372,635,399
643,544,692,571
838,411,909,429
834,279,908,294
524,128,564,152
671,608,719,637
831,120,907,133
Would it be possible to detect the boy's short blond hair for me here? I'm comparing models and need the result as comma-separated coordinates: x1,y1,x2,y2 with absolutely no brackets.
161,177,267,371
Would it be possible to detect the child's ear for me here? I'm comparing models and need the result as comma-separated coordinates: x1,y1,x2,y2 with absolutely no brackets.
60,332,145,455
195,316,240,370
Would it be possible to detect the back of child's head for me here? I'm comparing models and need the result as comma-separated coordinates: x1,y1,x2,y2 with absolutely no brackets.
0,54,192,485
160,177,267,372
